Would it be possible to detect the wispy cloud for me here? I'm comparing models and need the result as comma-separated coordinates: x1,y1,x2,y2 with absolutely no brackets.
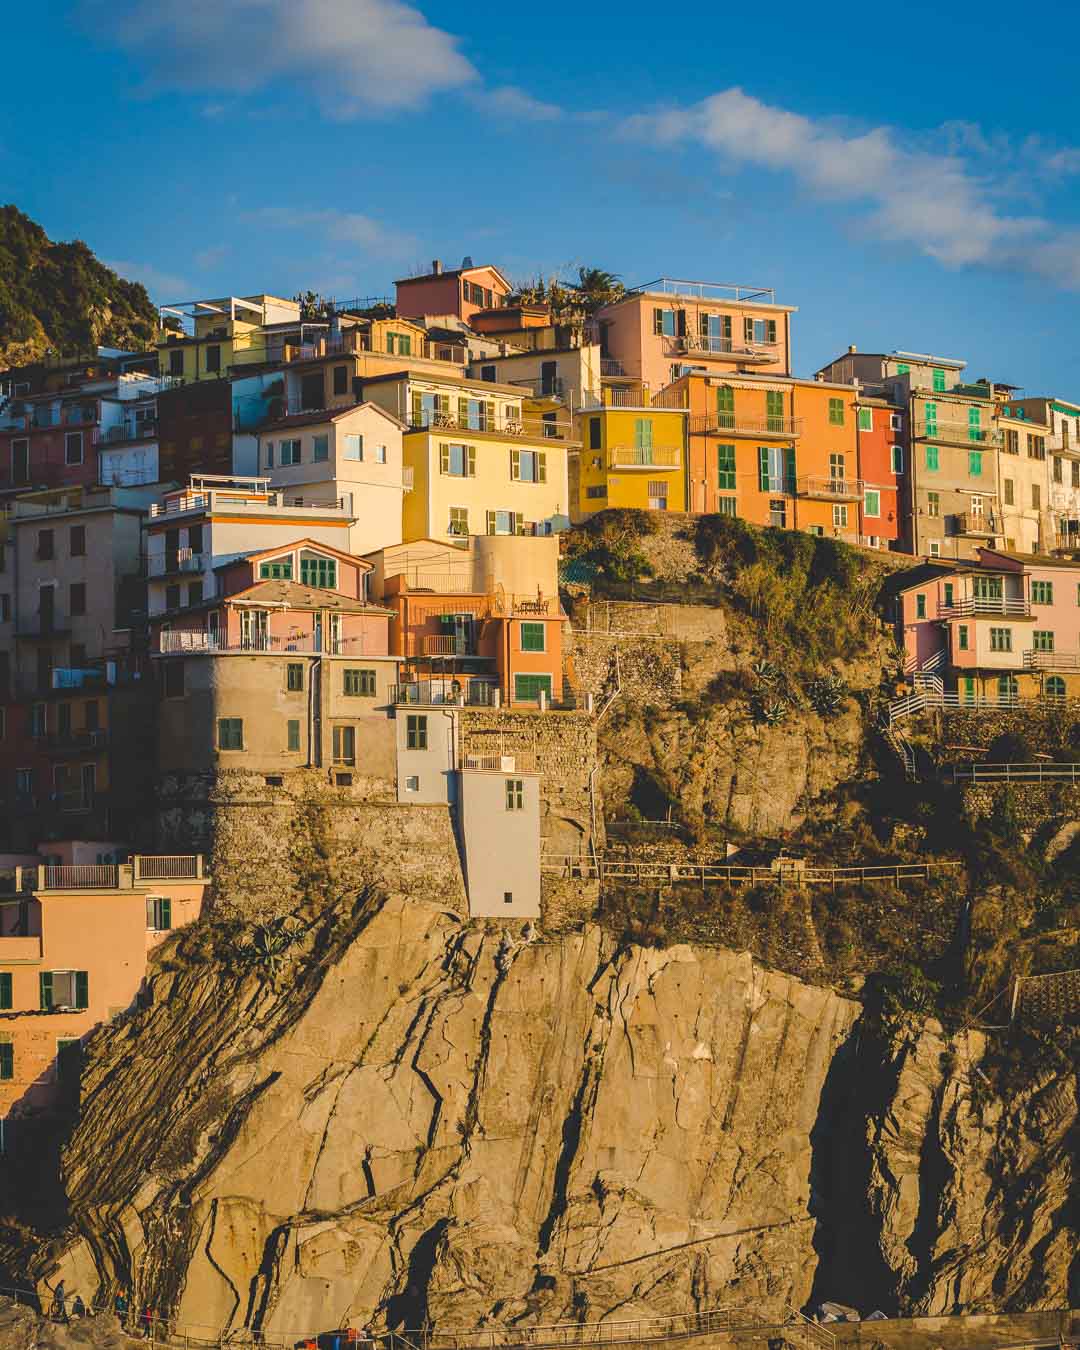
627,88,1080,287
194,244,229,270
82,0,478,113
105,259,192,298
468,85,562,122
248,206,418,261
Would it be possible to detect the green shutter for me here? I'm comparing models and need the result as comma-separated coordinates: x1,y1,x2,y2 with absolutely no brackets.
160,898,172,931
758,447,769,491
514,512,524,535
785,447,796,487
411,391,422,424
458,397,469,426
0,1043,12,1080
439,443,450,474
766,319,777,344
466,446,476,477
537,451,547,483
75,971,89,1009
0,973,11,1010
511,448,521,479
40,971,53,1010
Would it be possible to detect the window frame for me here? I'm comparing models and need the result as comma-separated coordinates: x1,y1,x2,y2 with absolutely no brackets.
505,778,525,811
217,717,244,751
520,621,546,653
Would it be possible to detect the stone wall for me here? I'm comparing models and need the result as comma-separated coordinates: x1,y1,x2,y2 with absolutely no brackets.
960,780,1080,826
927,704,1080,758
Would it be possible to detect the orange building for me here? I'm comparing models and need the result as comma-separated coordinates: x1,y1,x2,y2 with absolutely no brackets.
0,854,208,1126
395,260,512,323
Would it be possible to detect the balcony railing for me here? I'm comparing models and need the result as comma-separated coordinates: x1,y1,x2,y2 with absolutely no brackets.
688,413,803,438
797,475,864,500
631,277,777,303
102,420,156,443
157,632,374,655
44,730,110,754
146,548,207,578
410,409,571,441
608,445,682,469
422,635,477,656
600,358,628,377
913,420,1001,445
1023,649,1080,670
938,597,1031,618
22,856,205,891
507,376,567,399
673,336,779,362
133,854,204,880
952,512,1001,537
149,490,354,517
392,678,499,706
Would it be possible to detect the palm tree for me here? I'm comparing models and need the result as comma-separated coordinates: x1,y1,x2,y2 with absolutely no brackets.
574,267,624,315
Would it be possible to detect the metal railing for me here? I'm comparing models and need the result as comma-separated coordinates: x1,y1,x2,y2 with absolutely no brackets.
393,571,478,594
946,762,1080,783
797,475,864,500
157,632,372,656
392,679,499,706
608,446,682,468
146,549,207,578
688,413,802,438
134,855,202,880
422,635,475,656
952,512,1000,537
630,277,778,303
600,358,627,377
102,420,156,443
938,596,1030,618
913,420,1001,445
542,853,961,888
885,687,1080,725
410,409,571,440
1024,649,1080,670
44,730,109,753
42,864,119,889
149,490,354,517
674,336,779,360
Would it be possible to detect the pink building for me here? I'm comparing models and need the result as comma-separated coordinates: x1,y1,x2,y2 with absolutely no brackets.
395,260,512,323
893,549,1080,702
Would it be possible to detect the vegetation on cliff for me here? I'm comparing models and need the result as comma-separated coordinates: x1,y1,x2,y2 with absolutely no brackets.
0,205,157,368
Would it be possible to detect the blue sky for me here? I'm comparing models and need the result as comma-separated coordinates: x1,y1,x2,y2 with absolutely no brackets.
2,0,1080,393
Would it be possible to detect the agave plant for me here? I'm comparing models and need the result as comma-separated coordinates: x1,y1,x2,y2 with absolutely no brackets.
750,657,782,685
751,695,787,727
808,674,848,718
235,919,305,977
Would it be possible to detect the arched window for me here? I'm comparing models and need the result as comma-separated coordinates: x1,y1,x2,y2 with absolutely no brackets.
1045,675,1066,701
998,674,1018,704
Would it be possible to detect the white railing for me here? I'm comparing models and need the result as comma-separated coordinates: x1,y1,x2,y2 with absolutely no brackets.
913,420,1001,445
423,635,473,656
1023,649,1080,671
42,864,119,889
158,632,372,655
462,753,517,771
797,475,864,500
631,276,778,303
675,336,778,360
147,548,207,578
886,687,1080,724
608,445,681,468
134,854,202,880
947,762,1080,783
938,596,1030,618
688,413,803,437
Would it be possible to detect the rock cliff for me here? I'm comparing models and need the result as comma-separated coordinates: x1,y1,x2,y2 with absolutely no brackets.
46,896,1077,1340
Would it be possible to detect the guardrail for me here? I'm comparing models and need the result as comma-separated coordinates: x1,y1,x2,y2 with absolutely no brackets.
913,420,1001,445
392,679,500,707
1023,648,1080,670
542,853,961,888
688,414,802,438
608,445,682,468
157,633,373,656
797,475,863,500
885,687,1080,724
134,855,203,880
938,597,1030,618
946,762,1080,783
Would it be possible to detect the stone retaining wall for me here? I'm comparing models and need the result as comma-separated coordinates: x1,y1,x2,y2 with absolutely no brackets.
960,780,1080,826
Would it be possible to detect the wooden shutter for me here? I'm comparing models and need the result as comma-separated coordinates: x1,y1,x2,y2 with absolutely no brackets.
514,512,524,535
486,401,496,431
767,319,777,343
511,448,521,480
700,314,709,338
653,308,664,335
440,443,450,474
411,391,422,424
676,309,687,337
160,897,172,930
437,393,450,414
758,447,770,491
785,447,796,486
486,511,497,535
744,318,754,342
40,970,53,1010
75,970,88,1008
466,446,476,477
537,452,547,483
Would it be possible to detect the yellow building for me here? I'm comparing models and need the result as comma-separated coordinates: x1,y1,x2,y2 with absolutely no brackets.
573,403,687,518
157,295,304,384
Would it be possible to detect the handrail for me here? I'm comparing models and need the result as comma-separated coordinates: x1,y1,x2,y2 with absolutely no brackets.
541,853,961,887
688,413,802,438
938,597,1030,617
946,761,1080,783
885,688,1080,725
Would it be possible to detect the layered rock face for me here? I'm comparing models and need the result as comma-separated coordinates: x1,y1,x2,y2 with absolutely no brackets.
51,898,1076,1340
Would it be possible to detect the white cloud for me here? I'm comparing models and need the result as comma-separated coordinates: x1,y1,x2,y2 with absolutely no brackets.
194,244,229,270
248,206,417,261
83,0,478,113
627,88,1080,287
105,259,192,298
469,85,562,122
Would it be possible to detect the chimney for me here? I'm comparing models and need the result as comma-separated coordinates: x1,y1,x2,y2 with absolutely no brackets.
848,344,857,354
432,259,442,275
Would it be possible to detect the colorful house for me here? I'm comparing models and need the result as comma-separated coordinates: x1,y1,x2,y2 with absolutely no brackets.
156,295,305,384
1008,396,1080,552
394,260,512,323
853,394,906,550
573,403,687,518
994,404,1051,555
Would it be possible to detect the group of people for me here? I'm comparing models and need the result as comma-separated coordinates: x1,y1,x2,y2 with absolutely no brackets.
48,1280,155,1336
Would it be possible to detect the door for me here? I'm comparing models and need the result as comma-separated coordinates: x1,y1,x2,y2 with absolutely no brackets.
962,676,976,705
240,609,269,650
207,611,222,649
80,763,96,808
453,614,473,656
38,585,55,634
329,614,342,655
540,361,557,396
313,612,323,653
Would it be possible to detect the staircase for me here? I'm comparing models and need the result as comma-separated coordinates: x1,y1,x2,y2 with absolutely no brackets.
881,720,919,781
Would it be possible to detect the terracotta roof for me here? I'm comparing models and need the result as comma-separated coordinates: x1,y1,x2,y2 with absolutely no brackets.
258,400,406,434
984,548,1080,571
228,579,393,615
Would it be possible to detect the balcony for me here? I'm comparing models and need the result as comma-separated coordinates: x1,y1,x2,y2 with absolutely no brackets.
101,419,157,444
631,277,777,303
688,413,802,438
797,475,864,501
507,376,567,399
157,632,375,656
148,489,355,518
600,358,629,378
951,512,1001,538
672,335,779,363
15,855,205,892
422,635,478,657
392,678,499,706
607,445,682,470
1023,649,1080,671
938,597,1031,619
15,619,71,640
146,548,208,578
913,420,1001,446
410,410,572,442
44,730,110,755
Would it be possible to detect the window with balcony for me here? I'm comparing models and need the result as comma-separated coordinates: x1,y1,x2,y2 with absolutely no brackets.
332,725,356,765
280,439,301,466
168,349,184,376
767,392,785,432
440,443,475,477
344,668,376,696
406,714,427,750
520,622,545,653
828,398,844,426
511,449,547,482
744,318,776,344
300,554,336,589
924,445,939,471
990,627,1012,652
218,718,244,750
64,432,83,466
653,308,679,337
717,445,736,489
1033,630,1055,652
864,489,880,517
505,778,524,811
146,896,173,931
829,452,845,482
188,580,204,606
716,386,735,428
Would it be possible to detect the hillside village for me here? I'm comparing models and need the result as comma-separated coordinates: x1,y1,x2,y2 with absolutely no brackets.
0,239,1078,1337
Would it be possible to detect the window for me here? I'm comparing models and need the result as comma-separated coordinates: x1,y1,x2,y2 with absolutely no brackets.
520,622,545,652
0,1041,11,1082
40,971,88,1011
374,444,387,464
84,699,99,732
769,499,787,528
1031,580,1054,605
744,317,777,344
287,663,304,692
968,407,983,442
332,725,356,765
163,660,184,698
916,594,927,619
1033,630,1055,652
165,583,181,611
264,441,274,468
1027,434,1046,460
943,582,954,608
857,407,872,431
0,594,7,622
647,481,669,510
146,896,172,931
514,673,552,703
1046,676,1066,701
404,775,420,792
634,418,653,451
312,434,329,463
344,434,363,461
344,668,376,696
69,583,85,616
968,450,983,477
832,504,849,528
717,444,736,490
891,446,903,474
168,348,184,376
1004,429,1019,455
652,307,677,337
890,413,902,431
970,495,984,518
989,627,1012,653
929,541,941,557
218,718,244,750
1054,456,1063,484
932,368,946,393
287,719,301,752
1073,461,1080,489
332,365,348,396
927,491,940,517
0,974,10,1011
958,625,969,651
260,559,292,580
1032,483,1041,510
863,489,880,517
37,529,54,560
759,445,794,492
1003,478,1014,506
829,452,845,482
205,345,221,374
57,1038,82,1083
505,778,524,811
588,418,601,450
448,506,469,538
924,401,938,432
716,386,735,429
440,443,475,477
998,673,1018,703
300,556,336,589
12,438,29,483
718,497,737,517
188,580,203,606
279,439,301,466
925,445,939,471
766,391,785,432
70,525,85,556
828,398,844,426
64,432,83,465
485,509,522,536
585,486,607,500
406,714,427,750
511,448,547,482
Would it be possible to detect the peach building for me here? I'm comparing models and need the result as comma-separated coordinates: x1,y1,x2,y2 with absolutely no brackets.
0,853,208,1123
594,278,795,401
395,260,512,323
